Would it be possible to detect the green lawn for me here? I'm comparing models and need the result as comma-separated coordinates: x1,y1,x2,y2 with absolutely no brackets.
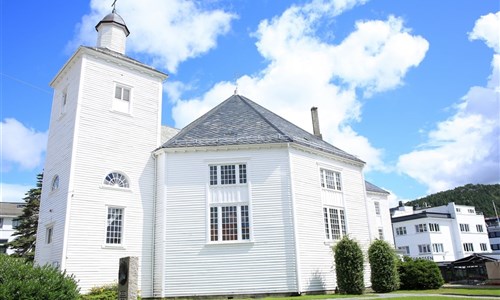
256,287,500,299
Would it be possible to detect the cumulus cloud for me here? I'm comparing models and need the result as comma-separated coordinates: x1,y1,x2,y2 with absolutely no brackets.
69,0,236,73
397,11,500,194
1,118,47,171
170,0,428,172
0,182,32,202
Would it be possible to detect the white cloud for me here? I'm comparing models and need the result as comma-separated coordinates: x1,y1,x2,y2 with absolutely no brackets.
0,182,31,203
469,12,500,53
69,0,236,73
170,0,428,172
397,12,500,194
1,118,47,171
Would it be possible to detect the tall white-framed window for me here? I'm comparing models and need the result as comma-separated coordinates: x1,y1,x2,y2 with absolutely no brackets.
463,243,474,252
378,228,384,240
46,226,53,244
418,244,431,254
395,226,407,235
398,246,410,255
415,224,427,233
432,243,444,253
60,89,68,116
429,223,440,232
208,163,250,243
103,172,130,189
324,207,347,240
105,207,124,245
476,224,484,232
209,164,247,186
460,223,470,232
112,84,131,114
374,201,380,215
51,175,59,192
320,168,342,191
480,243,488,251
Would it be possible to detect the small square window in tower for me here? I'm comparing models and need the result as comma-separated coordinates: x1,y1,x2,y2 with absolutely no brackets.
113,85,131,113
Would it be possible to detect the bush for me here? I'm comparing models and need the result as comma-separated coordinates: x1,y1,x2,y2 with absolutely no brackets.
398,256,444,290
333,236,365,294
80,283,118,300
0,254,80,300
368,240,399,293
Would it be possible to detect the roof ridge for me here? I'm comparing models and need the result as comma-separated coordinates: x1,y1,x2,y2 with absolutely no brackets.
237,95,290,139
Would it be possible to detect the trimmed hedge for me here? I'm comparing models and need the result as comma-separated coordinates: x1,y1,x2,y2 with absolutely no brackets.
398,256,444,290
0,254,79,300
333,236,364,294
368,239,399,293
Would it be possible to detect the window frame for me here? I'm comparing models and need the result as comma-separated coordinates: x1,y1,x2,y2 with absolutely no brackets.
46,226,53,244
207,162,251,244
395,226,407,236
415,223,427,233
51,175,60,192
429,223,440,232
104,206,125,247
432,243,444,253
12,219,20,229
0,218,3,229
476,224,484,232
320,168,342,191
480,243,488,251
460,223,470,232
112,84,132,114
398,246,410,255
463,242,474,252
378,227,384,240
323,206,347,241
102,172,130,189
374,201,380,215
418,244,431,254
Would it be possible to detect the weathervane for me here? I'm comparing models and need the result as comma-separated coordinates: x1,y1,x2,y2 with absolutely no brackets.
111,0,117,13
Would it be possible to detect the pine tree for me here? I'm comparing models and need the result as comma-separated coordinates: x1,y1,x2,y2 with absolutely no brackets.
8,173,43,261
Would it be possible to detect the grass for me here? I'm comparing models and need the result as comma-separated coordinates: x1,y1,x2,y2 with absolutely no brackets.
254,287,500,299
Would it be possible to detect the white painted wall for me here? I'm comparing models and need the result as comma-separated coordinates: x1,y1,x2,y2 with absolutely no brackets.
157,146,298,297
36,47,165,296
366,190,394,246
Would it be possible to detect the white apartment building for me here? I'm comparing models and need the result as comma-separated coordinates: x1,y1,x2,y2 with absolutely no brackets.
391,202,491,262
0,202,24,254
485,217,500,252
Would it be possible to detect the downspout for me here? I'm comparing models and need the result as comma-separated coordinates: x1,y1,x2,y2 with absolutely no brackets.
151,151,157,297
287,145,303,294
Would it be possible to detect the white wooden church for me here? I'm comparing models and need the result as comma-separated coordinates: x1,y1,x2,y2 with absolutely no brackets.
34,9,393,298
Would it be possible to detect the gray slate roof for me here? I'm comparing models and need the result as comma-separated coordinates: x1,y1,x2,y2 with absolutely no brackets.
162,94,363,163
365,181,390,194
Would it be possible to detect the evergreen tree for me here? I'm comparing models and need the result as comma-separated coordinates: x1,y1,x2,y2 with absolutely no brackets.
8,173,43,261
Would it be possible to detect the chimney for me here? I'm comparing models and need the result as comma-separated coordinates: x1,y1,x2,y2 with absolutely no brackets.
311,107,322,139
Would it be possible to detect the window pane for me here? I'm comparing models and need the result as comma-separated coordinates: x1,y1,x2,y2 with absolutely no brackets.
241,205,250,240
221,165,236,185
324,208,330,239
222,206,238,241
104,172,129,188
330,208,341,240
115,86,122,99
210,207,218,241
122,88,130,101
106,207,123,244
339,209,346,235
209,166,217,185
239,164,247,184
335,172,342,191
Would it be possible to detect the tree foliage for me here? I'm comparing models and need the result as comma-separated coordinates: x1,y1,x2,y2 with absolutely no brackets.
333,236,365,294
0,254,79,299
398,257,444,290
8,173,42,261
368,239,399,293
406,184,500,217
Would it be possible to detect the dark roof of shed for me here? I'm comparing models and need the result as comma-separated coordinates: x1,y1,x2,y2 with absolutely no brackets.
162,94,363,163
365,181,390,194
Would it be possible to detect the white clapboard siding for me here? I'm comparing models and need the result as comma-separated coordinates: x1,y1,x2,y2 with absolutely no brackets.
157,147,298,297
35,58,84,268
36,47,165,296
288,146,372,291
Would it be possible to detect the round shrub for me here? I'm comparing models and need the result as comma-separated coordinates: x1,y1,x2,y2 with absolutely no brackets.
398,257,444,290
0,254,79,300
333,236,365,294
368,239,400,293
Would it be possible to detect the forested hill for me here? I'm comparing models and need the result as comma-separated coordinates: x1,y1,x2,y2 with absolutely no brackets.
406,184,500,217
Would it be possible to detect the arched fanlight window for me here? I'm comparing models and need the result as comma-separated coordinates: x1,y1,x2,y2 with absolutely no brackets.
51,175,59,191
103,172,129,188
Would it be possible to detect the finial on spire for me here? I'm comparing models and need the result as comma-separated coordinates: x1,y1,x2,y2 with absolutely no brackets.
234,85,238,95
111,0,117,13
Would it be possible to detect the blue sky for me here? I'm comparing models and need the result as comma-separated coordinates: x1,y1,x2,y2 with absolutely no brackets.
1,0,499,206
